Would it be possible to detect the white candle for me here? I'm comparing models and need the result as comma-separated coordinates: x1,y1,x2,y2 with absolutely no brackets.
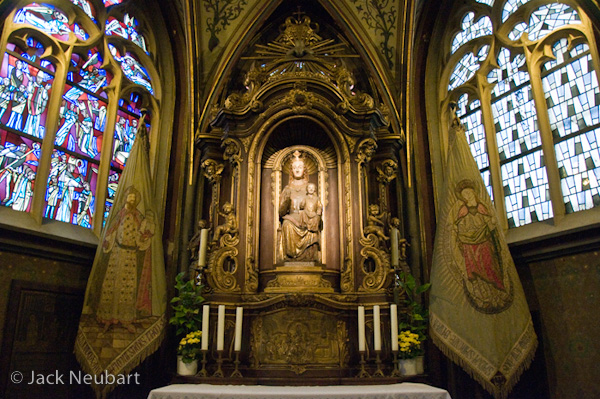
373,305,381,351
201,304,210,350
358,306,365,352
198,229,209,267
216,304,225,351
391,228,399,267
234,307,243,352
390,304,398,352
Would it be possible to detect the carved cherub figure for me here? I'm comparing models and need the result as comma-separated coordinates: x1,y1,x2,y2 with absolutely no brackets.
364,204,389,243
213,202,238,243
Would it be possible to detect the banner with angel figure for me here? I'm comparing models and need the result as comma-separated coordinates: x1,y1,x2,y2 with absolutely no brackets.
429,105,538,399
74,118,166,398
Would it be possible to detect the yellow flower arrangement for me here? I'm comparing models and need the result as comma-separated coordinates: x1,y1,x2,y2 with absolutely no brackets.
178,330,202,363
398,330,423,359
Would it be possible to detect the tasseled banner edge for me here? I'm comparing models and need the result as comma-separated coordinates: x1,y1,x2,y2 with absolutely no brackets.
74,315,166,399
431,318,538,399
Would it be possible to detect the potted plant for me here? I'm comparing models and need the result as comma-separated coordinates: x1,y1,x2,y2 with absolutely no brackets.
176,330,202,375
169,272,205,336
397,271,431,374
169,272,204,375
397,330,423,375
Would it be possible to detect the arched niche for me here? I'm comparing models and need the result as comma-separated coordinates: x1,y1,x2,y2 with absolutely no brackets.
257,118,340,280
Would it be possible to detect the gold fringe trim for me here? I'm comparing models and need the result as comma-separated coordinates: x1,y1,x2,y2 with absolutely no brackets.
431,314,538,399
74,315,166,399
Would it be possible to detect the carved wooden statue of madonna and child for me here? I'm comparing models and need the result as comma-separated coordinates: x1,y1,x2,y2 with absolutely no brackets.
264,148,336,293
279,150,323,263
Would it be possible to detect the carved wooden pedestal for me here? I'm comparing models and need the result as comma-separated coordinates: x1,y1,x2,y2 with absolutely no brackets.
262,265,337,293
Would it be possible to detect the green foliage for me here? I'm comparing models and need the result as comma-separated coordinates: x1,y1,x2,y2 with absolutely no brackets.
169,272,205,337
397,271,431,342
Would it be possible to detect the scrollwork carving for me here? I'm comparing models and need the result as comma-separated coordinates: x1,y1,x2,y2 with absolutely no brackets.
355,138,377,166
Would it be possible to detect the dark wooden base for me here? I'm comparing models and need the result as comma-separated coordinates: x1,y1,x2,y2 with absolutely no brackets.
172,374,429,386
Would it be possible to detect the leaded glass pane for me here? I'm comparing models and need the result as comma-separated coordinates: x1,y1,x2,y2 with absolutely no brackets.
502,0,530,22
108,44,154,94
45,150,96,227
70,0,96,22
501,151,553,227
1,46,55,138
489,49,541,163
106,14,149,54
451,13,493,54
14,3,89,41
555,128,600,212
103,0,124,6
543,44,598,139
524,4,580,42
0,131,40,212
448,45,489,91
475,0,494,6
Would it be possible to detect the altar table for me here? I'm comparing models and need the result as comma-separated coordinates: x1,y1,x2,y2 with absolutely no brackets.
147,383,452,399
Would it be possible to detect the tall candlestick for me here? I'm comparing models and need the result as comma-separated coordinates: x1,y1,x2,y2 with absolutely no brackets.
216,304,225,351
391,228,399,267
373,305,381,351
234,306,243,351
201,304,210,350
390,304,398,352
358,306,365,352
198,229,209,267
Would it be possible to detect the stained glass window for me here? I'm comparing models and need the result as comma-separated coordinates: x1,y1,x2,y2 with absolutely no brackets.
106,14,149,54
108,44,154,94
14,3,88,41
0,0,161,231
448,45,489,91
451,13,493,54
441,0,600,230
542,41,600,213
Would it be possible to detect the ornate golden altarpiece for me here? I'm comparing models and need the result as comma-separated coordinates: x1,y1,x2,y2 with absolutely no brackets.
185,10,412,383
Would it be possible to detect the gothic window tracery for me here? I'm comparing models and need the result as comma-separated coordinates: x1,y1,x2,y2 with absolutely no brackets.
439,0,600,229
0,0,160,232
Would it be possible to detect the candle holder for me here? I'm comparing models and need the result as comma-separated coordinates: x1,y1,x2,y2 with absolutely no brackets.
230,351,242,378
390,350,402,377
373,351,385,377
197,350,208,377
357,351,370,378
213,351,224,377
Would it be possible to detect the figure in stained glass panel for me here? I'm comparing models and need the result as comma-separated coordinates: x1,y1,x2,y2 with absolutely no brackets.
64,53,107,105
55,100,79,147
0,142,28,202
106,14,148,54
109,45,153,94
7,85,27,130
76,107,97,157
0,78,11,122
54,156,83,223
24,72,51,138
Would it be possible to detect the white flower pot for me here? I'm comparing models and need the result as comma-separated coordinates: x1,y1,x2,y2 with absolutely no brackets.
398,357,418,376
177,355,198,376
416,355,425,374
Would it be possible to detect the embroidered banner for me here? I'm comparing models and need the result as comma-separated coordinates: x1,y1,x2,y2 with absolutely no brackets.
429,106,537,398
74,119,166,398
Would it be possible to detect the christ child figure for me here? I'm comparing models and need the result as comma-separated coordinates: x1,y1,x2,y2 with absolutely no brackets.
300,183,322,232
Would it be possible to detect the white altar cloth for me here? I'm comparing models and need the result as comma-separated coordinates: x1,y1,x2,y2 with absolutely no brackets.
147,383,452,399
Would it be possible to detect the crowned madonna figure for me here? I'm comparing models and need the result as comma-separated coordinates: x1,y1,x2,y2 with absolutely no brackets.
278,150,322,263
